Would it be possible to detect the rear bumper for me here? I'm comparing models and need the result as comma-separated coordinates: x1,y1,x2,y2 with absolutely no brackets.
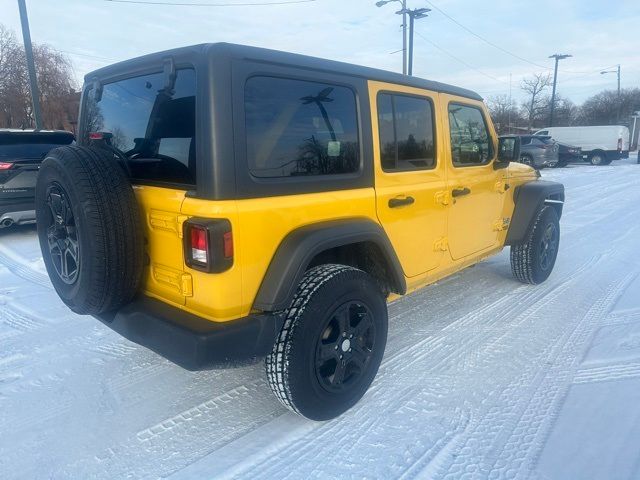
95,297,283,371
0,199,36,227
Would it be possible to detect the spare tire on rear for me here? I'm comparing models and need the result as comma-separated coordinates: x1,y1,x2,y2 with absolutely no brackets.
35,145,144,315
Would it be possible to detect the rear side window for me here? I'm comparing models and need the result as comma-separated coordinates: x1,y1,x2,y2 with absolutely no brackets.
83,68,196,187
448,104,493,166
377,93,436,171
244,76,359,178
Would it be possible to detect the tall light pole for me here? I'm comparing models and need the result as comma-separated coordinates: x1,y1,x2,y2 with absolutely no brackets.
397,7,430,76
600,65,621,97
376,0,407,75
601,65,621,123
17,0,42,130
548,53,571,127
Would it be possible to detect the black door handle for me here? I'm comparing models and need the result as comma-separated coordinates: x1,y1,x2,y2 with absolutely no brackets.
388,196,415,208
452,187,471,198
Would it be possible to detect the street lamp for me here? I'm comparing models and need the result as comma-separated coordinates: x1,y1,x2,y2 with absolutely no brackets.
396,7,430,76
376,0,407,75
601,65,621,122
600,65,621,97
548,53,572,127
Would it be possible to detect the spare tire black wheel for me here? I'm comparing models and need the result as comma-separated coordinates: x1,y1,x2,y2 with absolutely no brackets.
36,146,144,315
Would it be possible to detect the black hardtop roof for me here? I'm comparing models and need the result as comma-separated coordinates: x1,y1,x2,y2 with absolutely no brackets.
85,42,483,102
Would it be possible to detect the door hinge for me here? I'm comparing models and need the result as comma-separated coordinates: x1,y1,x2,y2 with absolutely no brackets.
435,191,451,206
492,218,511,231
434,237,449,252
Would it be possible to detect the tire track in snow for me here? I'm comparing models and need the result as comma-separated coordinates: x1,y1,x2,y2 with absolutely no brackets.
0,247,51,289
434,266,638,478
0,305,45,332
573,362,640,384
515,272,638,479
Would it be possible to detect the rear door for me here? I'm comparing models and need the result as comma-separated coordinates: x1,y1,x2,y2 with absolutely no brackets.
81,68,197,306
370,81,447,277
442,96,507,260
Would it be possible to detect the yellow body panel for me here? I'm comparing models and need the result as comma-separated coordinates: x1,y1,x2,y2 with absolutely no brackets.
233,189,378,317
132,82,538,324
133,185,188,307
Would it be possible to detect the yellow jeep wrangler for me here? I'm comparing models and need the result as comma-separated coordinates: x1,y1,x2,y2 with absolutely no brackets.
35,44,564,420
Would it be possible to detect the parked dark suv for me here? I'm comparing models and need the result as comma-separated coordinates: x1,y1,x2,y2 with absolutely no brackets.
0,129,74,227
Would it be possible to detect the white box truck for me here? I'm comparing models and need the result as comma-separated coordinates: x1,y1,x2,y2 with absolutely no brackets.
534,125,630,165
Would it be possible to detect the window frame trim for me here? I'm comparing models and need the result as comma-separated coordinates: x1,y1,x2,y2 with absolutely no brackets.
376,90,438,173
447,101,496,168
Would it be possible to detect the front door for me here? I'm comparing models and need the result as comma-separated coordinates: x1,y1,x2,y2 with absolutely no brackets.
442,96,506,260
371,82,448,277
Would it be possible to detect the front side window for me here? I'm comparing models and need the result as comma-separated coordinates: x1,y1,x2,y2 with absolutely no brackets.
244,76,359,178
448,104,493,166
83,68,196,186
377,93,436,171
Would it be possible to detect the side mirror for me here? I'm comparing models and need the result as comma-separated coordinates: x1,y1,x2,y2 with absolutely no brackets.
495,136,520,169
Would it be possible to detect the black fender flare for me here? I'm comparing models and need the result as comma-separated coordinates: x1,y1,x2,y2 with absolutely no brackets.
252,218,407,312
505,180,565,246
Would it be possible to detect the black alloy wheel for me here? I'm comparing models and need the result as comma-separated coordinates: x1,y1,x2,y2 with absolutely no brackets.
539,222,558,272
44,182,80,285
315,300,376,393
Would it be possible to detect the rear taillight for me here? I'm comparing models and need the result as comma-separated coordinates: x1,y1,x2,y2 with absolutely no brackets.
0,162,13,170
190,226,208,264
184,218,233,273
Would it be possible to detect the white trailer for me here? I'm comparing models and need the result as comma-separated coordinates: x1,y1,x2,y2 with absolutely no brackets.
534,125,630,165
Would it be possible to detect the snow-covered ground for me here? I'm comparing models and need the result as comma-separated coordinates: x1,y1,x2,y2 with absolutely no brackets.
1,155,639,480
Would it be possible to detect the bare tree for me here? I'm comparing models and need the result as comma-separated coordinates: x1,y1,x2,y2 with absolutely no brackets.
487,94,522,134
520,73,552,130
0,23,78,130
575,88,640,126
539,94,578,127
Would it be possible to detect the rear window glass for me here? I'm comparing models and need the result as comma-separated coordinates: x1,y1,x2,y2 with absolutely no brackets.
244,76,359,178
83,68,196,187
0,134,74,159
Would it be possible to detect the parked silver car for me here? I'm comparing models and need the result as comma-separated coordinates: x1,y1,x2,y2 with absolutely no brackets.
517,135,559,169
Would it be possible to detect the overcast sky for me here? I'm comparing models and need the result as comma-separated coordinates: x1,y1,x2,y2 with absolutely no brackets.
1,0,639,105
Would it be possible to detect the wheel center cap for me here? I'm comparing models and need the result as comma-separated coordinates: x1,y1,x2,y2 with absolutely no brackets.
341,339,351,352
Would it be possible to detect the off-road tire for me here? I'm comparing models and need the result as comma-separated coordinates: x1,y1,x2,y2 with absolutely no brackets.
265,264,388,421
510,206,560,285
35,145,144,315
